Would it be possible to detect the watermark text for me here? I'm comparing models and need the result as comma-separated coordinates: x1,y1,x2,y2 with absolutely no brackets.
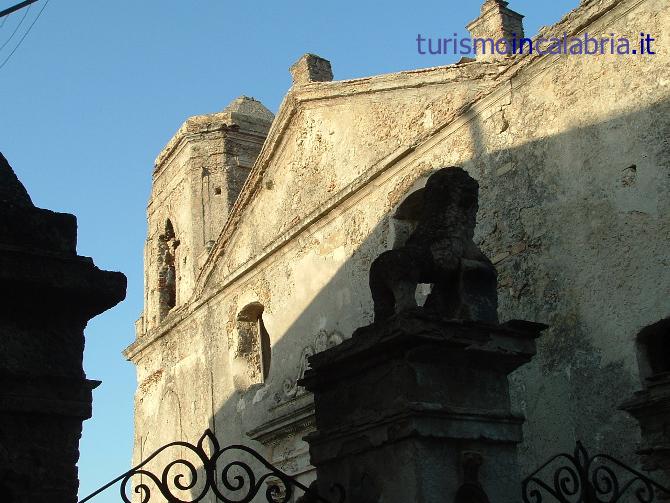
416,33,657,56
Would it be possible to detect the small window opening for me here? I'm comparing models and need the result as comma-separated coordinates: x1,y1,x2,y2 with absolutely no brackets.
232,302,271,391
158,219,179,320
622,164,638,187
214,187,222,195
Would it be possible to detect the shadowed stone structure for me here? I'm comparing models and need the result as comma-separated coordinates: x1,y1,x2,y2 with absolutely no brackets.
0,153,126,503
300,167,546,503
370,168,498,323
621,318,670,487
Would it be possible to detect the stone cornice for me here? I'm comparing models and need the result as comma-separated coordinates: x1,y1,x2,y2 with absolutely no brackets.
153,111,273,179
305,404,526,465
246,398,315,446
0,372,101,419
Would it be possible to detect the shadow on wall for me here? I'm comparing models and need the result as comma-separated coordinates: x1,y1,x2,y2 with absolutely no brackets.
126,96,670,502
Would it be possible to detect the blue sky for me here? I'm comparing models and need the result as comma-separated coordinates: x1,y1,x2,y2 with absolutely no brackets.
0,0,578,500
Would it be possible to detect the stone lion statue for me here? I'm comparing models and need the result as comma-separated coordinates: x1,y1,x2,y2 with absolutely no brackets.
369,167,498,323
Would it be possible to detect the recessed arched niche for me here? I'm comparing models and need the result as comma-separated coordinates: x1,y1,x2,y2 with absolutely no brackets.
157,219,180,321
232,302,271,392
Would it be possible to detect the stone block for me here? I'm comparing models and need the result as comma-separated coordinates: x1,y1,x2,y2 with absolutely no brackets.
290,54,333,85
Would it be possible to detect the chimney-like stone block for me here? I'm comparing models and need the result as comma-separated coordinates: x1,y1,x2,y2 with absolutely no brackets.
467,0,525,61
290,54,333,85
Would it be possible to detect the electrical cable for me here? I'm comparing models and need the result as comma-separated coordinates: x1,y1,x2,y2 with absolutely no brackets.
0,0,49,71
0,5,29,52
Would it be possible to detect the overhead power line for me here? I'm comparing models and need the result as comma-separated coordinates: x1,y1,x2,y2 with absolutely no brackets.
0,0,39,19
0,0,49,71
0,4,30,52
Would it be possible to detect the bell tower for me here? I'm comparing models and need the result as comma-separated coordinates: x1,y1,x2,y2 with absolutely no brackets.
140,96,274,331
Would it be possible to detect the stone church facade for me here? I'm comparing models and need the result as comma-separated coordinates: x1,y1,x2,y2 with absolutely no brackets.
124,0,670,494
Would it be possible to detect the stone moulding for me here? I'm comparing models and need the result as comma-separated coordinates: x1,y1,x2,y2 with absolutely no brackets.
283,330,344,400
0,374,101,419
305,404,527,466
246,400,316,447
153,108,273,178
301,313,545,382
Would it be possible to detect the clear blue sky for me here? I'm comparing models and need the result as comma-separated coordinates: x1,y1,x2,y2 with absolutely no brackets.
0,0,578,500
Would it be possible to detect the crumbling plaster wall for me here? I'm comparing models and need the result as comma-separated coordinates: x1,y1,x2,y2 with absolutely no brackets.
129,0,669,484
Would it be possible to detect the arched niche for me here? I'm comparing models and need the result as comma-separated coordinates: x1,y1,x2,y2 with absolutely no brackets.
232,302,271,391
157,219,180,320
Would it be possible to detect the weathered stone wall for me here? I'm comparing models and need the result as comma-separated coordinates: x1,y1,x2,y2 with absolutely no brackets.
128,0,670,492
127,61,502,494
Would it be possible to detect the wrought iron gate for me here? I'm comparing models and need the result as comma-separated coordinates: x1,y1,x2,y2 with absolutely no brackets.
522,442,670,503
79,429,345,503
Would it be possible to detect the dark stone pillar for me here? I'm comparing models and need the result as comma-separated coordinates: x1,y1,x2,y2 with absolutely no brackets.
0,154,126,503
300,312,544,503
300,167,546,503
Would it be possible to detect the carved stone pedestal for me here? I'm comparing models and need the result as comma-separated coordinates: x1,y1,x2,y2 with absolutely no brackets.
300,309,545,503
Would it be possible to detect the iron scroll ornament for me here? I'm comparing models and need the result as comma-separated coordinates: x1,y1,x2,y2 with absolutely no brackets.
522,441,670,503
78,429,345,503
